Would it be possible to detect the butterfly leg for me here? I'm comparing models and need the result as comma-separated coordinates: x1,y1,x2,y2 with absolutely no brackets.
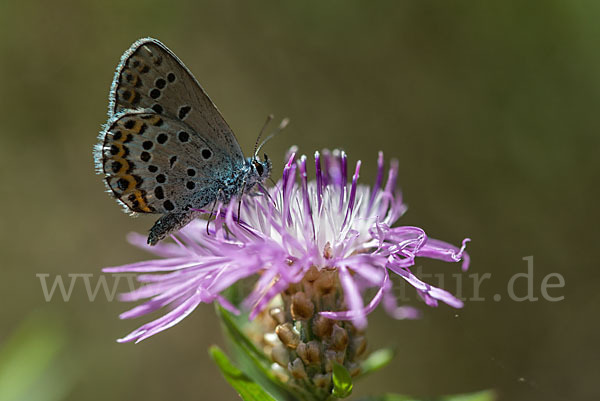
148,210,200,245
206,199,218,235
257,182,276,206
237,180,247,223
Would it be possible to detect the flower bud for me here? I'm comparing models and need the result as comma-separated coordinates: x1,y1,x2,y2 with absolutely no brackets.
314,269,336,295
276,323,300,349
330,324,349,351
297,340,321,365
323,349,345,372
291,291,314,320
269,307,286,325
324,350,337,373
288,357,308,380
312,373,332,388
312,315,334,338
304,265,320,282
347,362,361,377
271,343,290,367
252,268,372,395
350,335,367,358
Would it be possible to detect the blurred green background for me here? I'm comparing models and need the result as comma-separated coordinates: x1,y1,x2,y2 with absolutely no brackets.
0,1,597,400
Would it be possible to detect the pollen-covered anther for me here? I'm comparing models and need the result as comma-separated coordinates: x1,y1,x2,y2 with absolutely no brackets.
296,341,321,366
271,343,290,367
312,315,335,338
323,242,333,259
275,322,300,349
290,292,315,320
288,358,308,380
312,373,332,388
330,324,349,351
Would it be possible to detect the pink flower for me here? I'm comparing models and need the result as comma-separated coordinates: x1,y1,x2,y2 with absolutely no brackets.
104,149,470,343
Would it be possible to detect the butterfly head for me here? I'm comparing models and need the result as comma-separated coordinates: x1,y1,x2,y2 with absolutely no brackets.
251,153,272,181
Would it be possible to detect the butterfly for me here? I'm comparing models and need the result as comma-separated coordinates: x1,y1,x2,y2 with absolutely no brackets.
94,38,273,245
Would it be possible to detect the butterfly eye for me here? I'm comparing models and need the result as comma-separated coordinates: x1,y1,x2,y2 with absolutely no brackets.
255,162,264,176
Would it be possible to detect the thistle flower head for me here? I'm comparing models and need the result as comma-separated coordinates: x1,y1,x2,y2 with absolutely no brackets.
104,149,470,343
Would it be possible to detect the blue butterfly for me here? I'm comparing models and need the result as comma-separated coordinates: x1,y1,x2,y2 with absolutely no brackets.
94,38,276,244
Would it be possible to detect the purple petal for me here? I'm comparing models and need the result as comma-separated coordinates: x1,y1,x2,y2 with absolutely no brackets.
117,293,203,343
321,267,387,320
416,238,471,271
337,266,367,329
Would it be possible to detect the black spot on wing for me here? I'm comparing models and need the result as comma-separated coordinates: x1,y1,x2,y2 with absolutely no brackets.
178,131,189,142
178,106,191,120
155,78,166,89
152,104,163,114
156,133,168,144
163,200,175,211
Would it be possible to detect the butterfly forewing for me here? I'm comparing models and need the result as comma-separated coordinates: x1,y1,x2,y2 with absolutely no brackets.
109,38,245,163
100,111,227,215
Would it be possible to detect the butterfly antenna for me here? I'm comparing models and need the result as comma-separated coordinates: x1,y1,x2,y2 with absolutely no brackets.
254,114,274,159
255,117,290,158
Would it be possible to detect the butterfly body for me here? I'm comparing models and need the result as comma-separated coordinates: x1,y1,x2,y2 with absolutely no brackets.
94,38,271,245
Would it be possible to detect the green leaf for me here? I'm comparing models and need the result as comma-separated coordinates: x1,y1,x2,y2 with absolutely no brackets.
216,305,308,401
356,389,497,401
216,305,271,365
331,362,353,399
209,346,277,401
359,348,395,377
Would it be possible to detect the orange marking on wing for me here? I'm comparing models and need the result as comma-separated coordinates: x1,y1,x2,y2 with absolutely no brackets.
126,89,137,103
118,175,137,193
147,115,162,126
137,63,150,73
132,120,146,134
134,191,152,213
109,157,130,175
130,73,139,87
112,142,126,158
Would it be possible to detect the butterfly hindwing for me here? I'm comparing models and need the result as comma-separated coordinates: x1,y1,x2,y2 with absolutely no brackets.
108,38,245,163
97,111,231,215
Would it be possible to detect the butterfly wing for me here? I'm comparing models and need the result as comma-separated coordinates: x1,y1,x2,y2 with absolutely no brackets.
95,110,228,215
108,37,245,164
